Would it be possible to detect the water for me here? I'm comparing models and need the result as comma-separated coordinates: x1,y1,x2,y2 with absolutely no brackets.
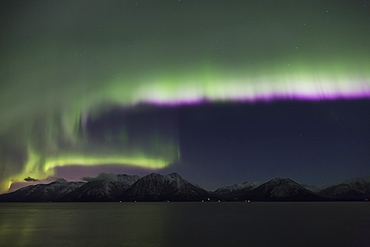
0,202,369,247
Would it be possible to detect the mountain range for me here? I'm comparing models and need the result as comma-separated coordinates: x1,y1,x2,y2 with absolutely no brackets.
1,173,370,202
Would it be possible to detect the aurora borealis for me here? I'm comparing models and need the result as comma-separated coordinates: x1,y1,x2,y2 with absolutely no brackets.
0,0,369,193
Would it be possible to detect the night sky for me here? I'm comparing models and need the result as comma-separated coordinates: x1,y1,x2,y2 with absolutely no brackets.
1,0,369,193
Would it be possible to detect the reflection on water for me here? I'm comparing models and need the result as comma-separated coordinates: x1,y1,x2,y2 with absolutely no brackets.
0,202,370,247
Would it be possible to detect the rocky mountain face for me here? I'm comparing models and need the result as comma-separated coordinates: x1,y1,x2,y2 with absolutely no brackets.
214,178,321,201
247,178,322,201
214,181,263,200
124,173,210,201
117,174,141,186
60,174,140,202
0,181,85,202
318,176,370,200
60,181,127,202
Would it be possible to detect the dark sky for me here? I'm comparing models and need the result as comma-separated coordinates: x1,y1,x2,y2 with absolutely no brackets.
170,100,370,189
1,0,369,192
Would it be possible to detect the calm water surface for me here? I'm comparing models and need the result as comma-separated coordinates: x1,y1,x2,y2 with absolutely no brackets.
0,202,369,247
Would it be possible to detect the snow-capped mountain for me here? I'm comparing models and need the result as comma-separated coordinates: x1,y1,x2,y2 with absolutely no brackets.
215,181,263,194
318,176,370,200
0,181,85,202
0,173,209,202
214,181,263,200
124,173,210,201
247,178,321,201
214,178,321,201
60,180,125,202
60,174,140,202
116,174,141,185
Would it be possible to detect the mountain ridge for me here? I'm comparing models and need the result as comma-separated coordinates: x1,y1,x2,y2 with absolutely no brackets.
1,174,370,202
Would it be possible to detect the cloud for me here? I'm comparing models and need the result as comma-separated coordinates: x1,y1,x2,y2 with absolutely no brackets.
82,173,118,182
24,176,39,182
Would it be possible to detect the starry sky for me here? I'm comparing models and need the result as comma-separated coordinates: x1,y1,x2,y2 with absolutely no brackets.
1,0,369,193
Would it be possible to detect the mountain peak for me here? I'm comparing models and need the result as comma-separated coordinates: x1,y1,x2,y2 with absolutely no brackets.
342,176,370,185
269,177,292,182
166,173,182,180
144,173,162,178
125,172,208,201
250,177,320,201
